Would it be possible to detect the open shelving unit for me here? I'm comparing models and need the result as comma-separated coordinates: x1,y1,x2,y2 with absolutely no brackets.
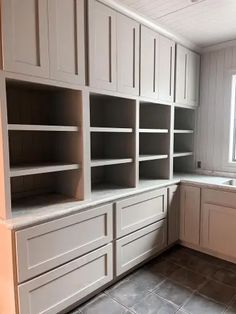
173,107,195,173
90,94,137,191
6,80,84,214
139,102,171,180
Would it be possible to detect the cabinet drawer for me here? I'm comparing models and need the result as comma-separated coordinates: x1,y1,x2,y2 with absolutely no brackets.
18,244,113,314
16,204,113,283
116,220,167,276
116,188,167,238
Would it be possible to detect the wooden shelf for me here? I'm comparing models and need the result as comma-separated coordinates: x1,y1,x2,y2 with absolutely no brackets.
173,152,193,158
174,129,194,134
91,158,133,167
8,124,79,132
139,154,168,162
139,129,168,134
90,127,133,133
10,163,80,177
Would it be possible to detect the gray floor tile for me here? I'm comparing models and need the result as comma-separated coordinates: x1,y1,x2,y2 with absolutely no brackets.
132,293,178,314
212,268,236,287
130,268,166,291
225,298,236,313
145,259,181,277
198,279,236,304
105,276,150,308
79,293,130,314
169,267,207,290
182,292,227,314
154,279,193,307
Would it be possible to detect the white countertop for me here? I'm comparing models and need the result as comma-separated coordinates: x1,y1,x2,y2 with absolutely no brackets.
1,173,234,230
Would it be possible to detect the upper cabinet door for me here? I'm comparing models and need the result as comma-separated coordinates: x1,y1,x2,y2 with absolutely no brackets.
48,0,85,85
175,44,188,105
157,35,175,103
187,50,200,107
1,0,49,77
88,0,117,91
117,14,140,96
140,26,159,99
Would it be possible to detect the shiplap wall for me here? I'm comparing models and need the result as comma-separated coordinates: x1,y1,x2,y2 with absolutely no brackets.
195,44,236,173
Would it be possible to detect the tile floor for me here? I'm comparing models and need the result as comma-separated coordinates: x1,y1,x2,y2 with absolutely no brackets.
69,246,236,314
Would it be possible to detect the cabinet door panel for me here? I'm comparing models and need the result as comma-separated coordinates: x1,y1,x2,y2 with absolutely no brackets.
1,0,49,77
117,14,139,95
180,185,200,245
48,0,85,85
158,35,175,103
89,0,116,91
175,44,188,105
140,26,158,99
187,51,200,107
168,185,180,244
201,204,236,259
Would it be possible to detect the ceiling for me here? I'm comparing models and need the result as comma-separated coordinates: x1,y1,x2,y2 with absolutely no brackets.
116,0,236,48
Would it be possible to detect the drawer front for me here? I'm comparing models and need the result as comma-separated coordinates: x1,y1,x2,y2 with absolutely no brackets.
116,220,167,276
116,189,167,238
18,244,113,314
202,188,236,208
16,204,113,283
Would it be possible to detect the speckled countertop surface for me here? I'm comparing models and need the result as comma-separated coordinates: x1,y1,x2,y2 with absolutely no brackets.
1,173,234,230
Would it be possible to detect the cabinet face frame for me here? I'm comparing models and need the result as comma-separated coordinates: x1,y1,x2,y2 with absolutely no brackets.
48,0,86,85
88,0,117,91
117,13,140,96
168,185,180,244
1,0,50,77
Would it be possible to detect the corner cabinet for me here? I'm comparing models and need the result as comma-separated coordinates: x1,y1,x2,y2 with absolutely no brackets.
88,0,140,94
1,0,86,84
1,0,50,77
140,26,175,103
175,44,200,107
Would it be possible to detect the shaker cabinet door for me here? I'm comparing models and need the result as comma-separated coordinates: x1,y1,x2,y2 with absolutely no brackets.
187,50,200,107
48,0,86,85
88,0,117,91
175,44,188,105
1,0,49,77
117,14,140,95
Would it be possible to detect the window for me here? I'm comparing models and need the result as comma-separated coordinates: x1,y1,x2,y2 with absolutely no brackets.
230,74,236,161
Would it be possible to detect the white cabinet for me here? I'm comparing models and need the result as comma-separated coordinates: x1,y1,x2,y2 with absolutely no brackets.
48,0,85,85
1,0,49,77
180,185,200,245
140,26,158,99
117,13,140,95
175,44,200,107
168,185,180,244
201,189,236,260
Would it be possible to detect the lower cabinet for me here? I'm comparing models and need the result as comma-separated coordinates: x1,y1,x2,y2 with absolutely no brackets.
18,244,113,314
116,220,167,276
168,185,180,244
180,185,200,245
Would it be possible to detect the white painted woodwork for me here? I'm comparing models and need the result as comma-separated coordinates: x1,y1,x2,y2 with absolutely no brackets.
187,50,200,107
48,0,85,85
116,220,167,275
90,127,133,133
91,158,133,167
1,0,49,77
201,203,236,259
173,152,193,158
139,129,169,134
8,124,79,132
175,45,188,105
116,188,167,237
180,185,200,245
117,13,140,95
88,0,117,91
168,185,180,244
157,35,175,103
16,204,113,282
18,244,113,314
140,26,159,99
139,154,168,162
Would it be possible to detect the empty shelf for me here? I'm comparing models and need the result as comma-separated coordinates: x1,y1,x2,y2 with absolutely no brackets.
8,124,79,132
90,127,133,133
173,152,193,158
91,158,133,167
139,128,168,134
139,154,168,162
10,163,80,177
174,129,194,134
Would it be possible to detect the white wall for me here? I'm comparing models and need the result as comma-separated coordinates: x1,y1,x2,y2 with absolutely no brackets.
196,44,236,174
